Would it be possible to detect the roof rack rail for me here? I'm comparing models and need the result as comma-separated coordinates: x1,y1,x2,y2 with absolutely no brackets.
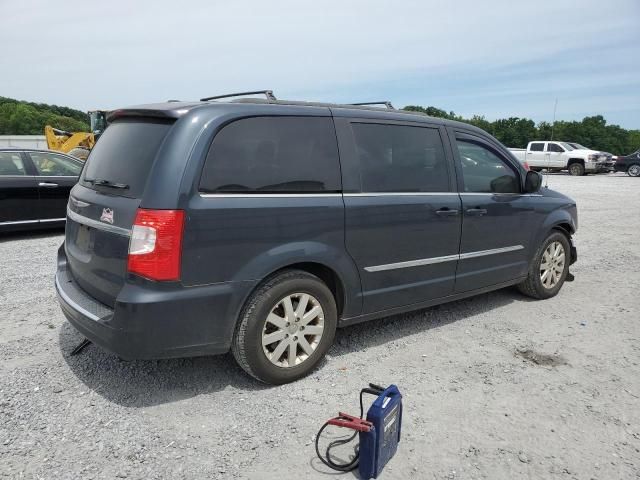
200,90,277,102
350,101,395,109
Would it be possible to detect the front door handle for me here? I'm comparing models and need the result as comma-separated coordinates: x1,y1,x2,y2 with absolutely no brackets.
466,207,488,216
435,208,459,216
38,182,59,188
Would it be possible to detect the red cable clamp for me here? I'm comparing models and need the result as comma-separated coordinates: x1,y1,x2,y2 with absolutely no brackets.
327,412,374,432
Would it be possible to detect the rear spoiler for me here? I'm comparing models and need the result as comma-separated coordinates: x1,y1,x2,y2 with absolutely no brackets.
107,103,200,123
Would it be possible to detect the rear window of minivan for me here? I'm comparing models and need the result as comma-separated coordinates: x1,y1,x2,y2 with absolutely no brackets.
80,119,173,198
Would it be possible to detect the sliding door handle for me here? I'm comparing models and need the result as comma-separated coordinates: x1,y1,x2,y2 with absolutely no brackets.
466,208,487,216
435,208,459,216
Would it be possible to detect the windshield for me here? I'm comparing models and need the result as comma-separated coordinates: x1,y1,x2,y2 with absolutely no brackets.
560,142,575,151
570,143,588,150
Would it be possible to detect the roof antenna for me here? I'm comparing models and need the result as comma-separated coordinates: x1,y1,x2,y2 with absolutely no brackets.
545,98,558,188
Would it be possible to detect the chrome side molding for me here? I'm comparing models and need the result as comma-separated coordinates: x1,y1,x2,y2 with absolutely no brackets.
365,245,524,272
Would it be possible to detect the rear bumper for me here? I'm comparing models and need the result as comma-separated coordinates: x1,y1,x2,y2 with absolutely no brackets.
55,246,256,360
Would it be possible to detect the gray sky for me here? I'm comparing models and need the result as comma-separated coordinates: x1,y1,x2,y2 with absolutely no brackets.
2,0,639,128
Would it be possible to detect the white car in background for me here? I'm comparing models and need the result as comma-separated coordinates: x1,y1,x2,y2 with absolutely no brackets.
509,141,614,176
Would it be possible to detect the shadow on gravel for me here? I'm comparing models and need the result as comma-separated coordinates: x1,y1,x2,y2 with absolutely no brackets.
331,287,526,358
60,287,527,408
59,322,267,408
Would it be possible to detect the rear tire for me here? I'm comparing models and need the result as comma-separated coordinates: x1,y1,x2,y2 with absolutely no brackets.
68,147,90,161
627,164,640,177
231,270,337,384
568,162,585,176
518,231,570,299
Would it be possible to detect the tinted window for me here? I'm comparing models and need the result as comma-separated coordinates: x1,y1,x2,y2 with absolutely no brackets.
350,123,449,192
547,143,564,153
200,117,340,193
0,152,26,175
456,140,520,193
530,142,544,152
81,119,173,198
30,152,82,176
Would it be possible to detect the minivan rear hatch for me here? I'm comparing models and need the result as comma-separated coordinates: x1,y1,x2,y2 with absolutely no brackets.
65,118,174,307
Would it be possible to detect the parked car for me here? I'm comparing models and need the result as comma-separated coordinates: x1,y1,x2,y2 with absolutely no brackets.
509,141,613,175
55,93,578,384
613,149,640,177
0,149,83,232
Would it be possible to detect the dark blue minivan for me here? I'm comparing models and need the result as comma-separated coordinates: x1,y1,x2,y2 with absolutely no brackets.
55,92,578,384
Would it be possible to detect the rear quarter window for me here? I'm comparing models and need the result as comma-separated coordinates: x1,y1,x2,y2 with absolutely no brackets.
199,116,341,193
80,119,173,198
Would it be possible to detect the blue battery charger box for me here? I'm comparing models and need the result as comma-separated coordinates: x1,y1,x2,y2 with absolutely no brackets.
358,384,403,479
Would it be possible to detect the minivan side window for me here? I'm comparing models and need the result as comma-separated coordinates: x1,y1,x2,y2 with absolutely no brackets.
0,152,26,175
456,140,520,194
350,123,449,192
530,142,544,151
200,117,340,193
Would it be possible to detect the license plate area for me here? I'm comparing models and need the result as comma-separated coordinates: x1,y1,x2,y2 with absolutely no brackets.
76,224,91,252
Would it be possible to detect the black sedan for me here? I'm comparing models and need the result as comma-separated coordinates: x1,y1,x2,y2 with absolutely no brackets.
0,148,83,232
614,149,640,177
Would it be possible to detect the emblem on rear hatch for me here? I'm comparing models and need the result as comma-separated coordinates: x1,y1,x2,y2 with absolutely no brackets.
100,208,114,224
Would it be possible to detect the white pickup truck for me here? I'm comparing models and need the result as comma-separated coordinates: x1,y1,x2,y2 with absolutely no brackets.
509,141,614,176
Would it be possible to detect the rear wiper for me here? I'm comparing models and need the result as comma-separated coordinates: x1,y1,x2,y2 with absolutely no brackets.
84,178,129,189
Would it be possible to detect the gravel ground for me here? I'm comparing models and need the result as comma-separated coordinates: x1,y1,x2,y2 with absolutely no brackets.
1,173,639,480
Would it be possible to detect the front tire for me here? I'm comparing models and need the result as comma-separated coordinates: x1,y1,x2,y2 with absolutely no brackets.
627,164,640,177
568,162,585,176
231,270,337,384
518,231,570,299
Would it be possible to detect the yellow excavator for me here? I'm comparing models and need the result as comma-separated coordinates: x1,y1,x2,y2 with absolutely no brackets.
45,110,108,160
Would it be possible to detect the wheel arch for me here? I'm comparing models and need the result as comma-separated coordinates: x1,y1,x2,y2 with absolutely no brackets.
531,211,576,261
230,241,362,319
266,262,347,317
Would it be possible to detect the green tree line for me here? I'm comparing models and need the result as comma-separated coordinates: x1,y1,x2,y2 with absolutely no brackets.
403,105,640,155
0,96,89,135
1,96,638,155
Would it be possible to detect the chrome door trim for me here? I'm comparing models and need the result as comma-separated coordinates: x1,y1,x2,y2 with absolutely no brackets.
199,193,343,198
458,245,524,260
66,208,131,237
0,219,39,226
364,254,460,272
40,217,66,223
344,192,459,197
459,192,543,197
364,245,524,272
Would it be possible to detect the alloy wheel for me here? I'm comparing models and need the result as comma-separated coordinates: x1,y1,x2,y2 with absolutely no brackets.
540,241,565,289
261,293,325,368
628,164,640,177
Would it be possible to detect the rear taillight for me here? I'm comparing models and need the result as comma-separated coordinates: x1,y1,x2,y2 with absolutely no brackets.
127,209,185,281
523,161,530,171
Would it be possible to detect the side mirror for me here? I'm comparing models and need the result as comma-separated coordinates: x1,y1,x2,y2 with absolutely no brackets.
524,170,543,193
